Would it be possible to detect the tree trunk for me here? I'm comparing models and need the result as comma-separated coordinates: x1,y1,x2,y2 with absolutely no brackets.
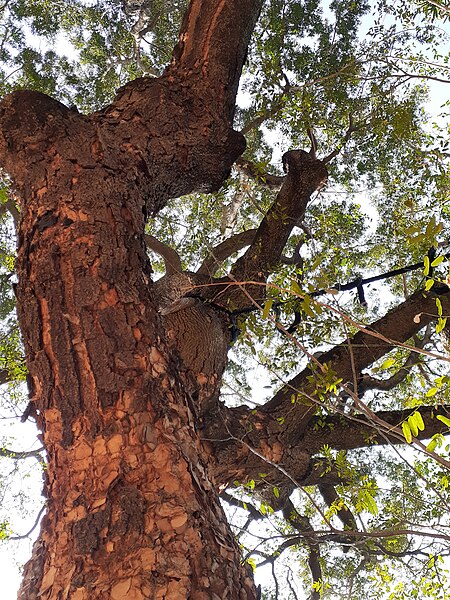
0,1,264,597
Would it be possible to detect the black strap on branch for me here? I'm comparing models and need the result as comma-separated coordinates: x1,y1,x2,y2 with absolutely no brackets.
227,247,449,335
284,247,448,333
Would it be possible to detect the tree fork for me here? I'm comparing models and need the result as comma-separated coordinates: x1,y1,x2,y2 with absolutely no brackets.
0,0,265,598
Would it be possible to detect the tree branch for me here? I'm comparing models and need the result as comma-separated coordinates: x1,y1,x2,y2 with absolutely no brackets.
9,505,46,541
302,404,450,453
322,114,361,164
317,483,358,532
224,150,327,308
197,229,257,276
0,367,14,385
234,157,285,190
424,0,450,16
359,349,422,393
168,0,264,124
282,499,322,600
263,289,450,444
145,234,183,275
0,446,44,460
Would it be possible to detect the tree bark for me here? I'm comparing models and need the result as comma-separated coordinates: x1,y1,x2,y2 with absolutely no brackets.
0,0,264,598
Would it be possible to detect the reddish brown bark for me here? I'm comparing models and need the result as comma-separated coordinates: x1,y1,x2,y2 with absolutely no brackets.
0,0,264,598
6,111,255,598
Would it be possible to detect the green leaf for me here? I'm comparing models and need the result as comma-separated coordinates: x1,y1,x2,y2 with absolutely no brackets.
425,278,435,291
402,421,412,443
413,411,425,432
262,298,273,320
365,494,379,516
381,357,395,369
273,486,280,499
246,557,256,572
436,415,450,428
426,439,438,453
423,255,430,276
425,216,437,236
290,280,302,295
436,317,447,334
408,414,418,437
426,387,438,397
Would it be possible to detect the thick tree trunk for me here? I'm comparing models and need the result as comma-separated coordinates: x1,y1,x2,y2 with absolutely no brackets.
0,1,264,597
0,97,253,600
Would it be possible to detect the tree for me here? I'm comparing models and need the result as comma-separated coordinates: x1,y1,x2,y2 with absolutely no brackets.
0,0,450,598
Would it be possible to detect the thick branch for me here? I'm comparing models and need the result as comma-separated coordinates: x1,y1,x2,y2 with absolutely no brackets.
302,405,450,452
318,484,358,532
0,1,265,217
145,234,182,275
224,150,327,308
264,290,450,444
168,0,264,123
197,229,257,276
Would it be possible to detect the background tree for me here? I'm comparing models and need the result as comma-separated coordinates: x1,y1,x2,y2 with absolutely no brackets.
0,0,450,598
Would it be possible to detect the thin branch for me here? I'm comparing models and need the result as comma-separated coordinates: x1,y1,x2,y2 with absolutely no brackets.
234,157,285,190
286,568,301,600
240,93,288,135
0,367,14,385
282,498,322,600
220,490,263,521
9,504,45,541
280,237,305,267
5,197,19,229
0,446,44,460
322,114,361,164
306,127,319,159
239,60,361,135
359,348,423,393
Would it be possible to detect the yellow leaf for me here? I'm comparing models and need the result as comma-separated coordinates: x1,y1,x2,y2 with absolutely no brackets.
436,415,450,428
402,421,412,443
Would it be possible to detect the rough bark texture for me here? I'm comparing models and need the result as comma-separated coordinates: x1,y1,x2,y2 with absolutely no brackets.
4,104,254,599
0,0,264,598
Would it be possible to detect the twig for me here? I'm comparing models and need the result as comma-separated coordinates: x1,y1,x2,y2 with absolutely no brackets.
9,504,45,541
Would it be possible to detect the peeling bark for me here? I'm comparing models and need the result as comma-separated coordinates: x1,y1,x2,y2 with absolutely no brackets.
0,0,264,598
